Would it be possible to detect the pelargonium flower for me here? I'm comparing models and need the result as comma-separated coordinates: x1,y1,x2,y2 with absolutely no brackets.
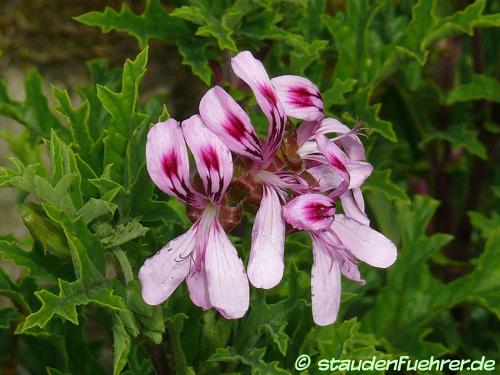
282,141,397,325
296,118,373,225
139,50,397,327
139,115,249,319
199,51,309,289
270,75,397,325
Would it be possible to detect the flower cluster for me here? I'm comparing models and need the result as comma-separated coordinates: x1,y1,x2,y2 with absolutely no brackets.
139,51,397,325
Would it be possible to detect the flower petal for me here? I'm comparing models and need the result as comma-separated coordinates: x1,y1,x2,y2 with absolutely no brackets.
186,266,212,310
138,225,195,305
199,86,262,160
307,165,342,191
271,75,323,121
339,189,369,225
205,219,249,318
182,115,233,203
317,118,366,161
311,236,341,326
316,135,350,198
248,185,286,289
283,193,335,232
145,119,200,205
331,215,397,268
297,121,321,146
348,161,373,188
231,51,286,160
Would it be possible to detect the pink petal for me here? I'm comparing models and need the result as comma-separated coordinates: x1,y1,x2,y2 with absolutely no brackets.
271,75,324,121
283,193,335,232
138,225,196,305
205,219,249,318
337,253,366,285
199,86,262,160
182,115,233,203
339,189,369,225
186,266,212,310
331,215,397,268
317,118,366,161
311,236,341,326
347,161,373,189
307,165,342,192
145,119,200,205
297,121,321,147
231,51,286,160
316,135,350,198
248,185,285,289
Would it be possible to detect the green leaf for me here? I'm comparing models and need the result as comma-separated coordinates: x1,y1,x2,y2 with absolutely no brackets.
52,85,99,169
0,235,62,281
468,211,500,239
21,203,71,259
76,0,212,84
19,279,124,331
0,70,68,141
452,230,500,319
0,307,21,328
78,198,118,225
301,318,389,362
43,203,105,283
112,315,131,375
446,74,500,104
101,219,149,249
420,124,487,159
126,281,164,344
165,313,195,375
97,48,149,182
172,1,237,51
362,169,410,203
346,88,397,142
209,347,289,375
323,78,357,108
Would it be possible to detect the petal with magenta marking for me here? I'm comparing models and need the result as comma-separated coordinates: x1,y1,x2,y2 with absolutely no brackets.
231,51,286,160
283,193,335,232
199,86,262,160
146,119,200,204
272,75,324,121
316,135,350,198
182,115,233,203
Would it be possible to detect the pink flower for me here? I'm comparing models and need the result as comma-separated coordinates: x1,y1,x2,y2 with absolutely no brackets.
199,51,309,290
139,116,249,319
283,191,397,326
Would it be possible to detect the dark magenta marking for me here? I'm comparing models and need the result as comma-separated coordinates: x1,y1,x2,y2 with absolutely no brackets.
260,85,278,106
225,113,247,141
201,146,220,171
306,202,334,222
330,155,348,173
162,151,178,178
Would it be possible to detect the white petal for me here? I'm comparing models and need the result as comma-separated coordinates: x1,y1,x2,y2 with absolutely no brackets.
186,266,212,310
205,219,250,318
138,226,195,305
248,185,285,289
311,236,341,326
331,215,397,268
